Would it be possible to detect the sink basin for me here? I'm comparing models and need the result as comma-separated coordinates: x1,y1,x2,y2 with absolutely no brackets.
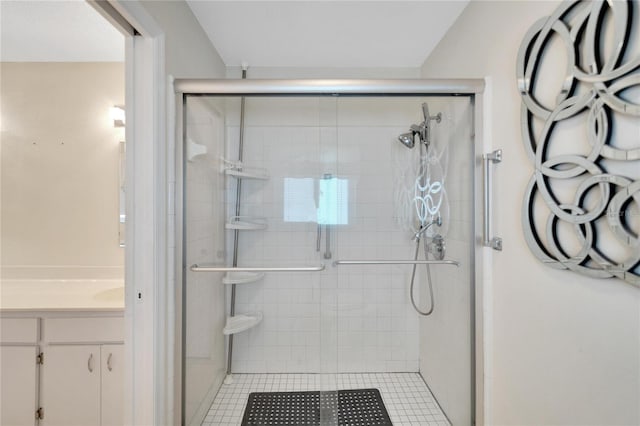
94,286,125,302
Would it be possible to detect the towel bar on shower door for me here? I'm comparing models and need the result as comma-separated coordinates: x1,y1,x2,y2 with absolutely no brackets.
333,259,459,267
190,264,326,272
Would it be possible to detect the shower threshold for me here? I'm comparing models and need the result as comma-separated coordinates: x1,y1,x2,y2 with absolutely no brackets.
201,372,450,426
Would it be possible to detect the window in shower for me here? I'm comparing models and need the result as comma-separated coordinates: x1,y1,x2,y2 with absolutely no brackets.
317,176,348,225
283,177,349,224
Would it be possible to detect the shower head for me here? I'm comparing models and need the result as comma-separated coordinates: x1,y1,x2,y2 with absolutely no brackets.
398,132,415,149
398,103,442,149
397,124,425,149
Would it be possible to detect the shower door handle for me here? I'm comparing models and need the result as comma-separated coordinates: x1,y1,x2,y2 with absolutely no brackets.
483,149,502,251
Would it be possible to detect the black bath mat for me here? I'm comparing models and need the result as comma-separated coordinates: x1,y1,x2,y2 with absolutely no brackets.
241,388,393,426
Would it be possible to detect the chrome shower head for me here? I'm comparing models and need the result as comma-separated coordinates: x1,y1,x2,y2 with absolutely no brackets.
398,132,415,149
397,103,442,149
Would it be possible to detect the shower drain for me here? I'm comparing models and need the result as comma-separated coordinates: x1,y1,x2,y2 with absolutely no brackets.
241,388,393,426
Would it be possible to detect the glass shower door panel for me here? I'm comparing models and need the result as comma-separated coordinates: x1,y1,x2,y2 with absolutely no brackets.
407,96,475,425
182,91,475,426
222,96,340,425
183,96,227,426
332,97,428,376
227,96,333,372
331,96,475,425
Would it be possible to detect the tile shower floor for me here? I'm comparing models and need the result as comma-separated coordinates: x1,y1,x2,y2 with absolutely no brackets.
201,373,450,426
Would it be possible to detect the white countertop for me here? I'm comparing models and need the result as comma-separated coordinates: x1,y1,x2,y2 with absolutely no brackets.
0,279,124,311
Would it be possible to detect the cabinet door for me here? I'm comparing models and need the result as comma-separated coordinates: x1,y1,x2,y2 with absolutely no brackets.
100,344,123,426
0,346,38,426
41,345,100,426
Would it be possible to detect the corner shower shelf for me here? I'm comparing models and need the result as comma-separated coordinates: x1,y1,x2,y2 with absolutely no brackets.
224,168,269,180
187,138,207,162
221,158,269,180
222,271,265,285
226,216,267,231
223,312,263,335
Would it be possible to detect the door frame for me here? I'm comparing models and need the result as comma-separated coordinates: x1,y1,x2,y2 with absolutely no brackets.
92,1,170,424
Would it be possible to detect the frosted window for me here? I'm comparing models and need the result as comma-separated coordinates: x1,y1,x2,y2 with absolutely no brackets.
317,177,348,225
283,177,349,224
283,178,317,222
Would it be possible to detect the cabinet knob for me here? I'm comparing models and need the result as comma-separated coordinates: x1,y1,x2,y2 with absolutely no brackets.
107,353,113,371
88,353,94,372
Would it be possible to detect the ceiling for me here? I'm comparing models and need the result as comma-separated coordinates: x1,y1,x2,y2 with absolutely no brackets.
187,1,469,68
0,0,124,62
0,0,467,67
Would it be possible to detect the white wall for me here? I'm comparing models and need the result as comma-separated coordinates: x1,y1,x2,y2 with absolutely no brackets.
1,62,124,279
140,1,226,78
422,2,640,425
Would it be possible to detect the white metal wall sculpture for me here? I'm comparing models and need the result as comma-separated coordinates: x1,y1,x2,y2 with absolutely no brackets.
517,0,640,285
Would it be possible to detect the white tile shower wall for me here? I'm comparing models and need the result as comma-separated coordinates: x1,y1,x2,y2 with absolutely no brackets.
184,97,227,425
224,97,434,374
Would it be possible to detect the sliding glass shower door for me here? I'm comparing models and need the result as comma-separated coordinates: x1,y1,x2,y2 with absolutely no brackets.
331,96,475,425
182,96,228,425
181,88,477,426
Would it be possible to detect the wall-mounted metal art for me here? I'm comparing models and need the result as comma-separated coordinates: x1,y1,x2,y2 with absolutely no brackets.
517,0,640,286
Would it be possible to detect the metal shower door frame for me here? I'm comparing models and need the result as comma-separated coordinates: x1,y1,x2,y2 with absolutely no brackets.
174,78,488,426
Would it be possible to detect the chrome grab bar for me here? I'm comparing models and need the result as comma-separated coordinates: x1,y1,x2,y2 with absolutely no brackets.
333,260,459,267
190,264,326,272
483,149,503,251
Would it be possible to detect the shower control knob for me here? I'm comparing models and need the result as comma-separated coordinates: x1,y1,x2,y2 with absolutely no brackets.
429,234,446,261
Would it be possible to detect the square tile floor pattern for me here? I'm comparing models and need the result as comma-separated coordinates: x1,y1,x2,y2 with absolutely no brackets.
201,373,450,426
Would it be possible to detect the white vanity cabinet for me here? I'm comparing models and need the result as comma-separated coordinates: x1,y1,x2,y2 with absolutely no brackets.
100,344,124,426
0,318,40,426
0,313,123,426
40,316,124,426
39,344,124,426
40,345,102,426
0,346,39,425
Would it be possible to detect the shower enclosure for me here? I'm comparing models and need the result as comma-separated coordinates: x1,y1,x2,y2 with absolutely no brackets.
176,80,485,426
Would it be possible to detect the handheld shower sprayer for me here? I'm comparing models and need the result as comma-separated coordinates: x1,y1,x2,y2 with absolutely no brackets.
396,102,446,317
413,215,442,240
